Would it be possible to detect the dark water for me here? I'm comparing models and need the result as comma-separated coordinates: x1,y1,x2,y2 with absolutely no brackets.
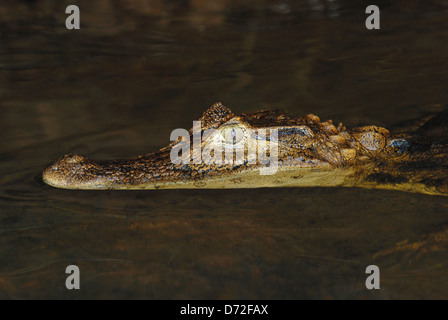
1,0,448,299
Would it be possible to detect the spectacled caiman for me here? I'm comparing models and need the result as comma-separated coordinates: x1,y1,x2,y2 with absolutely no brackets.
42,103,448,196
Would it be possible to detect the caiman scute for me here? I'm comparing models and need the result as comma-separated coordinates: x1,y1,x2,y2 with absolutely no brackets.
42,103,448,196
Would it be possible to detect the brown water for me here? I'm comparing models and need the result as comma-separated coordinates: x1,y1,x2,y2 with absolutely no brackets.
1,0,448,299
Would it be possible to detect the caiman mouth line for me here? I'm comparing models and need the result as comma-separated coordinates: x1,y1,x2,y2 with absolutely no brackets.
42,102,448,196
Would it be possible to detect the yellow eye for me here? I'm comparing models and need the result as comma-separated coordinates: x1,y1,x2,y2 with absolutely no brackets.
220,126,245,145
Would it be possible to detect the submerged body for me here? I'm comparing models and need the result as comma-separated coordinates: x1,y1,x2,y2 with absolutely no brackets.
43,103,448,196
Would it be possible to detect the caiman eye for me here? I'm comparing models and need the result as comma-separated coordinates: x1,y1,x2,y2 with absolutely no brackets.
221,126,245,145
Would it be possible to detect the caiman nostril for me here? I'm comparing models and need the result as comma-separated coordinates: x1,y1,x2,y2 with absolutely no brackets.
64,153,85,164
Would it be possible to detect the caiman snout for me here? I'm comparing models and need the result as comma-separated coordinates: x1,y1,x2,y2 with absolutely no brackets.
42,153,102,189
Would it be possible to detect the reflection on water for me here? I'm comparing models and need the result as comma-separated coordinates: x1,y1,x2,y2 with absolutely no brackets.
1,0,448,299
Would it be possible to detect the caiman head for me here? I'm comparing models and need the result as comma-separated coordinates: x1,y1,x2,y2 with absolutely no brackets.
42,103,448,196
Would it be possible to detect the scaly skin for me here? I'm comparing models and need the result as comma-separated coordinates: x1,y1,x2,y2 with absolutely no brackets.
42,103,448,195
